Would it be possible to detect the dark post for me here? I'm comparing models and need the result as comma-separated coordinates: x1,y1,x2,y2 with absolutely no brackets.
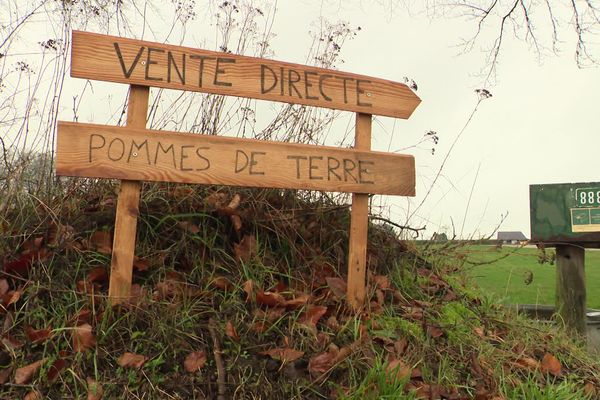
555,244,586,335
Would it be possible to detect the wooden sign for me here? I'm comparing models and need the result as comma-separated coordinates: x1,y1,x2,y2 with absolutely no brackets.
70,31,421,119
62,30,422,311
56,121,415,196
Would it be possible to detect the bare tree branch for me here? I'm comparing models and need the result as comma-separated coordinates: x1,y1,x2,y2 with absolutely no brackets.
393,0,600,85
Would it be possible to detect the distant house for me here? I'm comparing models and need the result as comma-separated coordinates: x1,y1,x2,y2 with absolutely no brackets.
431,232,448,242
497,231,528,245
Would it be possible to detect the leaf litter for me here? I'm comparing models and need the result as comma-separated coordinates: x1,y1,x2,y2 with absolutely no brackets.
1,186,599,398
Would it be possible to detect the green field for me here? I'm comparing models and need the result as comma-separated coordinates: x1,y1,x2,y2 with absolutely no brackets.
466,245,600,309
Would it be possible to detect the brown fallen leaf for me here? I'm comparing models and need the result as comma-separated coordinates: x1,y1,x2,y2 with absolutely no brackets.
152,271,199,301
325,316,341,331
584,382,597,397
284,293,311,309
251,321,268,334
514,356,539,370
165,270,186,282
153,280,180,301
442,290,458,302
474,326,485,338
230,214,243,234
87,377,104,400
178,221,200,234
14,359,45,384
386,358,411,382
76,280,101,298
309,262,337,289
86,267,108,284
24,390,42,400
316,332,331,348
415,384,444,400
211,276,233,291
172,186,194,199
266,307,287,321
272,281,287,292
299,305,328,330
540,353,562,376
325,277,347,299
0,278,8,296
117,352,147,369
260,347,304,364
411,367,423,379
242,279,255,301
3,250,48,277
256,290,286,307
394,338,408,356
374,289,385,306
426,325,444,339
474,385,491,400
402,306,424,320
227,193,242,210
47,358,68,382
90,231,112,254
2,289,22,308
25,325,52,344
133,257,150,272
372,275,391,290
127,284,147,306
73,323,96,352
205,192,228,209
234,235,257,262
46,222,75,248
184,351,207,373
308,348,337,377
69,308,92,326
2,334,24,349
225,320,239,341
21,236,44,252
0,367,12,384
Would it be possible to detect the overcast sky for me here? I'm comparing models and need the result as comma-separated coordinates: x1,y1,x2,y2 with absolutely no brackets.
271,1,600,239
4,0,599,239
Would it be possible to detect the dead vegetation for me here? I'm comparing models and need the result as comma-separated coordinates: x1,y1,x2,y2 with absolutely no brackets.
1,181,599,399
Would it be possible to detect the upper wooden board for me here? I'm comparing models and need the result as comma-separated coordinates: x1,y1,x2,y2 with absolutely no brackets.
71,31,421,119
56,121,416,196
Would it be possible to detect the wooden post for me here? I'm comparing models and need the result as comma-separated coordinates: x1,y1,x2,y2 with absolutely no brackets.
347,113,372,311
108,85,149,304
555,244,586,335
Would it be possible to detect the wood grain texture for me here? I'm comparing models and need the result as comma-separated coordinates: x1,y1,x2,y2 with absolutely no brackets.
347,113,373,311
556,244,587,335
70,31,421,119
55,121,416,196
108,85,149,304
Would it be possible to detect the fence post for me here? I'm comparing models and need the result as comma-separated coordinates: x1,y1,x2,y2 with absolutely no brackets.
555,244,586,335
347,113,372,311
108,85,149,304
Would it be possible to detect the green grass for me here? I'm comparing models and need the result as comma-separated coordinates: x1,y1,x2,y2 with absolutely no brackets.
3,172,600,398
466,245,600,309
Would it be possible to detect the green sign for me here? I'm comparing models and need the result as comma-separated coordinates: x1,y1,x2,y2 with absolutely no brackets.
592,209,600,224
530,182,600,245
572,209,591,225
575,187,600,207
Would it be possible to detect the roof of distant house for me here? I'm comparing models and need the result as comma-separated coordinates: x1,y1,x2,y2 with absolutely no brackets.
497,231,528,241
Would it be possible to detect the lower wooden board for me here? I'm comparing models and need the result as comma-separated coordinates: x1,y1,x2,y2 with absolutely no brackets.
56,121,415,196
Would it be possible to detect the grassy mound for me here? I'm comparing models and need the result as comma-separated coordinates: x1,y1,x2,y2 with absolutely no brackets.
1,181,599,399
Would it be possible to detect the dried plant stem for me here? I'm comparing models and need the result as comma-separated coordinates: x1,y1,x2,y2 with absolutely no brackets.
208,318,226,400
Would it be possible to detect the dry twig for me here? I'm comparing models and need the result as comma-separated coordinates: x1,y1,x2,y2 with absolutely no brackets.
208,318,226,400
